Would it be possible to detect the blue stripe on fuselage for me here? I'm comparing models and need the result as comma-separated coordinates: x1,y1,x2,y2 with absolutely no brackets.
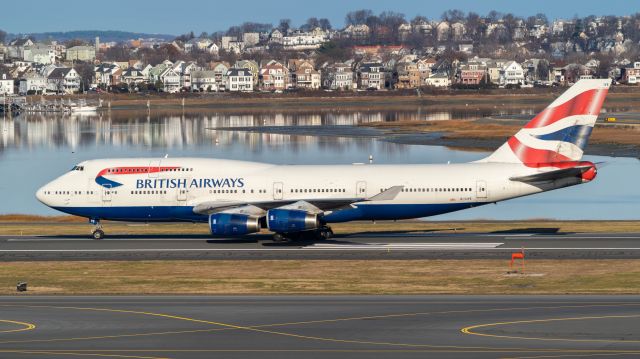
53,202,486,223
534,125,592,150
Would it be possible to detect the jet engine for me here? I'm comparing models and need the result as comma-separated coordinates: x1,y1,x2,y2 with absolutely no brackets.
208,213,260,236
267,209,319,233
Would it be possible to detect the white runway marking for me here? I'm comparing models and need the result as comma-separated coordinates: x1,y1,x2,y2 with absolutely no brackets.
304,243,504,250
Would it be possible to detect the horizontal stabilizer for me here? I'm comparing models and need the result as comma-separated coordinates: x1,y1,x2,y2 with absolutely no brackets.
510,166,593,183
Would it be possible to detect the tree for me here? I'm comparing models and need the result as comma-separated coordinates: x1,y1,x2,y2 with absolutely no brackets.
74,62,94,91
278,19,291,34
345,9,373,25
318,18,332,30
0,29,6,44
303,17,320,31
441,9,465,22
465,12,484,41
199,32,209,39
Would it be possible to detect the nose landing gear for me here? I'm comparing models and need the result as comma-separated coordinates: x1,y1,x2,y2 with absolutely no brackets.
90,219,104,240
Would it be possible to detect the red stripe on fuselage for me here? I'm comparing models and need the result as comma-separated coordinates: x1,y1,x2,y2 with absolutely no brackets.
96,166,181,177
524,88,608,129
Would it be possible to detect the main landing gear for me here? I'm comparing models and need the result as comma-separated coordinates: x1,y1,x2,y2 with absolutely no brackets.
272,226,334,243
90,219,105,240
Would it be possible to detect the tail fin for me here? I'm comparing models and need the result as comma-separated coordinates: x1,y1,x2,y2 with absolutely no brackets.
480,79,611,166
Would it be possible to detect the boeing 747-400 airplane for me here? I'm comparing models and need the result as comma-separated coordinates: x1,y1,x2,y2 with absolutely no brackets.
36,79,610,241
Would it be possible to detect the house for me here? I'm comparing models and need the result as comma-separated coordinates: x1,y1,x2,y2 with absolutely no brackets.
206,43,219,55
424,72,450,87
243,32,260,46
7,38,34,59
158,67,181,93
451,22,465,41
19,73,47,94
499,61,525,85
395,61,421,89
358,62,385,90
66,46,96,62
234,60,259,85
458,62,487,85
322,63,355,90
343,24,370,39
259,60,289,91
622,62,640,84
208,61,230,90
94,63,121,87
282,29,327,50
290,60,321,89
0,73,14,95
458,44,474,55
191,70,218,91
121,67,147,85
184,38,212,52
46,67,80,94
269,29,284,44
436,22,450,42
415,58,436,82
226,68,253,92
23,44,55,65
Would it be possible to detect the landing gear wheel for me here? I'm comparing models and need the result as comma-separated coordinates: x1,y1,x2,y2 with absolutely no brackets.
318,226,334,240
92,229,105,240
273,233,288,243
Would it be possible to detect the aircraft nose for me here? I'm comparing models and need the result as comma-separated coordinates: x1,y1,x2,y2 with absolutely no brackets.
35,186,48,205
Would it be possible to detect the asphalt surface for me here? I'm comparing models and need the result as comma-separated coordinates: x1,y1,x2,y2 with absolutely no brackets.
0,295,639,358
2,232,640,260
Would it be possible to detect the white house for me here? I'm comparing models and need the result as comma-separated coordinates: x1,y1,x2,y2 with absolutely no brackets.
159,67,181,93
191,70,218,91
23,45,55,65
226,68,253,92
424,72,451,87
19,73,48,94
499,61,526,85
46,68,80,94
0,73,14,95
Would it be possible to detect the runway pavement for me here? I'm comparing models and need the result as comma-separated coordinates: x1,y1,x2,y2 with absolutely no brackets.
1,232,640,260
0,295,639,358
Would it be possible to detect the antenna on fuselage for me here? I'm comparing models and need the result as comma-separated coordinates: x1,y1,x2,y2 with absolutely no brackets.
164,154,169,158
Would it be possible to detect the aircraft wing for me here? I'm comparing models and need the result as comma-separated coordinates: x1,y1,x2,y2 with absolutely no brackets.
509,166,593,183
192,185,404,215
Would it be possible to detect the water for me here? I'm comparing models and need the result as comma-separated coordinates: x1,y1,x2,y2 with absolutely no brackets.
1,110,639,219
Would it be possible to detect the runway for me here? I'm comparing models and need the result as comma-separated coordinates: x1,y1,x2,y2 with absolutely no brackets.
0,295,639,358
1,232,640,260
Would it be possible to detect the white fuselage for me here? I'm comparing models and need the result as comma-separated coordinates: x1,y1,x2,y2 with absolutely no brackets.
36,157,581,223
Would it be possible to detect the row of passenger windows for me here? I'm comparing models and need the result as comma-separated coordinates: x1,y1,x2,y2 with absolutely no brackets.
131,190,167,195
45,191,95,195
290,188,346,193
387,187,473,193
208,189,267,194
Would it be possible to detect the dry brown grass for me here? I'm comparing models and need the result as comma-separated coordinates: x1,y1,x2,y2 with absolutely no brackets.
3,260,640,295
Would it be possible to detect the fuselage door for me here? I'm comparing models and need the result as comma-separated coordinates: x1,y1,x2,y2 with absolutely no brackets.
356,181,367,198
476,180,488,199
149,160,161,178
273,182,283,200
177,178,189,205
102,184,112,205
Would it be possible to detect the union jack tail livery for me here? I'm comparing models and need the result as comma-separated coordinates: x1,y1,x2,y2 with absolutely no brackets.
481,79,611,167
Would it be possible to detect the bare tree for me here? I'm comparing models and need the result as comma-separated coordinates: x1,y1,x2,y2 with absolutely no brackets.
278,19,291,34
345,9,373,26
0,30,6,44
318,18,332,30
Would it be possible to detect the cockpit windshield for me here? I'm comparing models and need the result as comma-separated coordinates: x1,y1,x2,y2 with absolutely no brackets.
70,165,85,171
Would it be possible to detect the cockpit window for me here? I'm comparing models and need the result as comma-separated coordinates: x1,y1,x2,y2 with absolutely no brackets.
70,166,85,171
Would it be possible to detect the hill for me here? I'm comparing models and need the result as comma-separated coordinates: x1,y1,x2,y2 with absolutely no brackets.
8,30,175,43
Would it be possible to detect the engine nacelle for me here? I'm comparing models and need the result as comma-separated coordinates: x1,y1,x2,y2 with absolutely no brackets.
267,209,319,233
209,213,260,236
